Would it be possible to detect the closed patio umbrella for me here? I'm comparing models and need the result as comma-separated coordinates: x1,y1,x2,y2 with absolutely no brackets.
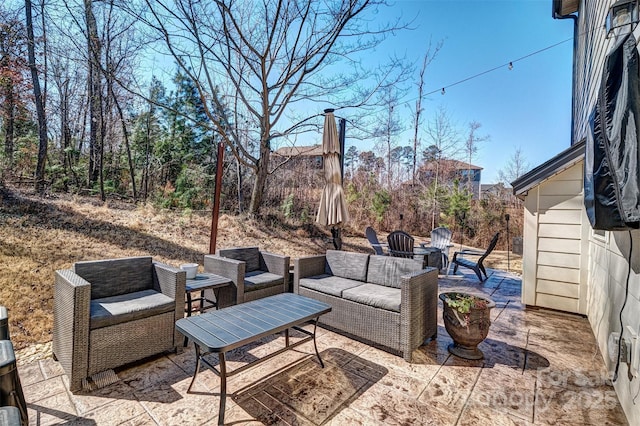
316,109,349,249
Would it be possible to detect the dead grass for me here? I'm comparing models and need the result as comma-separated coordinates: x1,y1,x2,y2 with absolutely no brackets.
0,186,520,350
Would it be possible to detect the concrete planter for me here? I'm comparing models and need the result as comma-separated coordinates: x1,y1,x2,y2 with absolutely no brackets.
440,292,495,360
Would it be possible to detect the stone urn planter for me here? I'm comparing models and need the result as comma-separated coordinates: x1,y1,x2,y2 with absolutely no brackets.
439,292,496,360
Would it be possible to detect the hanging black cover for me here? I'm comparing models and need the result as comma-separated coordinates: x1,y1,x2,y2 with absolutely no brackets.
585,33,640,230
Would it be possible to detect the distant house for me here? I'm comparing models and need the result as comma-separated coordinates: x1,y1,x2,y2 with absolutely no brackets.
480,183,512,202
511,1,640,423
419,159,483,199
271,144,324,170
270,144,325,195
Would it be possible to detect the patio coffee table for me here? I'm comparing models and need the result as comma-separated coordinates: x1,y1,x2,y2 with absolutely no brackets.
175,293,331,425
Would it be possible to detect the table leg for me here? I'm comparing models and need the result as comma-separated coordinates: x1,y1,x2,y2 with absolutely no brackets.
214,288,221,310
218,352,227,426
186,291,193,316
184,292,194,346
187,344,201,393
312,318,324,368
199,290,205,314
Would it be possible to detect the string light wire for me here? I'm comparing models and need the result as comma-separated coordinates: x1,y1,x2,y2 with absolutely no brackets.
423,36,573,98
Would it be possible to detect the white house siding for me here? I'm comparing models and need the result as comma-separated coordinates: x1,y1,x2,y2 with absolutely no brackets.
569,0,640,422
522,163,588,314
586,229,640,422
572,0,610,143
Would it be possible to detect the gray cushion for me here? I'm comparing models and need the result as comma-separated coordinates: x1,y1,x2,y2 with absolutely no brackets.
325,250,370,282
342,283,401,312
366,255,424,288
299,274,364,297
90,289,174,330
74,256,154,299
244,271,284,292
218,247,260,272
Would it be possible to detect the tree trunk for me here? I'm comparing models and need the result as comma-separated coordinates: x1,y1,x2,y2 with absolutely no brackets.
85,0,103,198
111,93,137,201
25,0,47,192
2,83,14,167
143,104,152,202
248,136,270,214
236,156,243,213
60,80,71,190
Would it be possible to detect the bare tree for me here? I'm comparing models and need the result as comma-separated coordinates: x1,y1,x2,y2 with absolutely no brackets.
25,0,48,192
374,85,404,188
464,120,488,194
83,0,104,198
0,6,27,170
102,0,139,200
498,147,530,185
127,0,406,214
411,39,442,184
423,106,460,228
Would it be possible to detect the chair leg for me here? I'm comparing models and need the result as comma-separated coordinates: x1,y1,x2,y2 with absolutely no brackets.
479,264,488,280
472,266,483,282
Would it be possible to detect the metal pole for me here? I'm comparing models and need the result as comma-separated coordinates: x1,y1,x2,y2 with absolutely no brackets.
338,117,346,180
505,213,510,272
209,142,225,254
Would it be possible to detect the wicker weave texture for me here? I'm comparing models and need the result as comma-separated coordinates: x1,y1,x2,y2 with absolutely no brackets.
204,249,289,306
53,258,185,392
53,270,91,392
88,311,175,375
74,256,154,299
294,254,438,361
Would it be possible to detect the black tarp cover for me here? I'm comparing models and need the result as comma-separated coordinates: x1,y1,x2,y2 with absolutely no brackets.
585,32,640,230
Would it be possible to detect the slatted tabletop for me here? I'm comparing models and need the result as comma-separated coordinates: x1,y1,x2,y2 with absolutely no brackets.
176,293,331,353
185,273,232,293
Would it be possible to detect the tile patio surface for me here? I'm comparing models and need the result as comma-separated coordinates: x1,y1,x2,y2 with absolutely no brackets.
20,268,629,425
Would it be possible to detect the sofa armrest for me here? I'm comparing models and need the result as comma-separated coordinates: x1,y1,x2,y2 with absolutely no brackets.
260,251,290,292
153,262,186,300
293,255,326,293
260,252,290,276
153,262,186,339
399,267,438,361
53,269,91,392
204,254,246,302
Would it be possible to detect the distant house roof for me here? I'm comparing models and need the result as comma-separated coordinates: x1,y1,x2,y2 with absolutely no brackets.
421,159,483,171
511,139,585,198
481,183,505,193
272,144,323,157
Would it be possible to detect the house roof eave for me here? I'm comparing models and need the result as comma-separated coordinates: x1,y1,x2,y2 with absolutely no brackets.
553,0,578,17
511,139,586,198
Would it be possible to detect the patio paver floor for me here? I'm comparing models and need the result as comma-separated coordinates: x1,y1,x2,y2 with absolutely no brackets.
20,269,629,425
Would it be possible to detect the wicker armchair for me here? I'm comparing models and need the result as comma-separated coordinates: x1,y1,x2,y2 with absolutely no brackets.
203,247,290,307
53,256,185,392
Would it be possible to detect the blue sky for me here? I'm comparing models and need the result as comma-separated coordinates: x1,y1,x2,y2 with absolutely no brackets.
351,0,575,183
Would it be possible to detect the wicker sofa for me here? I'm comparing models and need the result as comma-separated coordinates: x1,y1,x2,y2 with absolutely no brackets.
53,256,185,391
294,250,438,361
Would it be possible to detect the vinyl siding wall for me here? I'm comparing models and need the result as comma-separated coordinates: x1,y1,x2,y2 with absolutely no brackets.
571,1,640,422
572,0,609,144
521,162,588,314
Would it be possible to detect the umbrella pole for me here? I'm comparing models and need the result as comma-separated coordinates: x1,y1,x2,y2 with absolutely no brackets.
331,226,342,250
